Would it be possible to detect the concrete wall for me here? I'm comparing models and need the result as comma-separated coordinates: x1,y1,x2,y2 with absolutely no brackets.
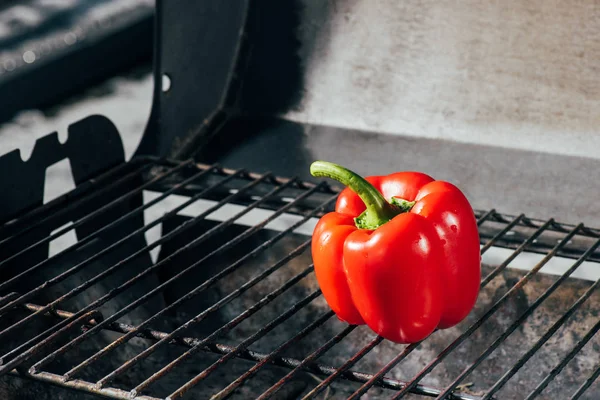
285,0,600,160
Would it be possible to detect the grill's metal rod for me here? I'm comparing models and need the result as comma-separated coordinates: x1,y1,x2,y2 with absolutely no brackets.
0,169,243,338
476,209,600,237
257,325,358,400
481,243,600,399
23,302,104,322
166,289,324,399
525,301,600,399
570,359,600,399
349,343,420,400
28,180,329,376
192,161,332,194
0,169,252,371
174,342,469,399
475,210,533,228
12,369,161,400
205,344,477,400
0,162,154,248
436,224,589,399
301,209,499,400
480,214,525,255
0,160,192,270
122,199,330,392
25,264,314,399
0,159,140,236
302,336,384,400
0,162,212,294
71,236,310,384
0,310,103,377
128,263,317,396
479,219,553,288
386,219,556,400
0,165,227,318
0,292,20,308
257,325,357,400
579,225,600,236
476,209,497,227
19,300,476,399
478,212,600,264
185,309,335,400
23,172,279,369
73,192,331,387
67,232,307,378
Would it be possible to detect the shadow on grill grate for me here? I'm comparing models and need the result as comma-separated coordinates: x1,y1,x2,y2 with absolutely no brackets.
2,158,600,400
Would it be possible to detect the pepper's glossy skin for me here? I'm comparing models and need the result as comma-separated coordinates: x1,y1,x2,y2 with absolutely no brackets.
311,172,481,344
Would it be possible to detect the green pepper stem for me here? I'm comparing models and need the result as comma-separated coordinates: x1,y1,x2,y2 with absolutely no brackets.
310,160,402,229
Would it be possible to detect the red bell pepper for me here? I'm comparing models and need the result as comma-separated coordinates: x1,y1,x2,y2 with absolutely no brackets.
310,161,481,344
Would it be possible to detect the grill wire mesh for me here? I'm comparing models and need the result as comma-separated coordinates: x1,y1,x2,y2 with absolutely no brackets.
1,158,600,399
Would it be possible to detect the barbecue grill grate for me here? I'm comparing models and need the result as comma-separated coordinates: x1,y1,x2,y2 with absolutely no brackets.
2,157,600,400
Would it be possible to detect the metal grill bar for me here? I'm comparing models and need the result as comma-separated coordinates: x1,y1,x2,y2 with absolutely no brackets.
161,338,473,399
436,224,591,399
63,238,308,380
0,168,243,343
256,325,357,400
0,159,140,234
475,211,600,263
15,297,479,400
15,302,479,400
0,165,229,320
479,219,553,287
131,262,316,395
167,289,324,399
20,302,103,322
525,313,600,398
85,191,334,390
571,361,600,399
388,219,560,400
0,160,192,273
26,172,305,373
193,162,328,194
476,209,496,226
482,239,600,399
11,369,161,400
203,310,336,400
0,161,153,247
479,214,524,255
0,162,211,295
348,343,419,400
130,265,318,396
0,309,103,374
62,184,311,381
108,240,311,392
0,169,254,372
301,336,384,400
0,292,20,308
474,209,597,236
